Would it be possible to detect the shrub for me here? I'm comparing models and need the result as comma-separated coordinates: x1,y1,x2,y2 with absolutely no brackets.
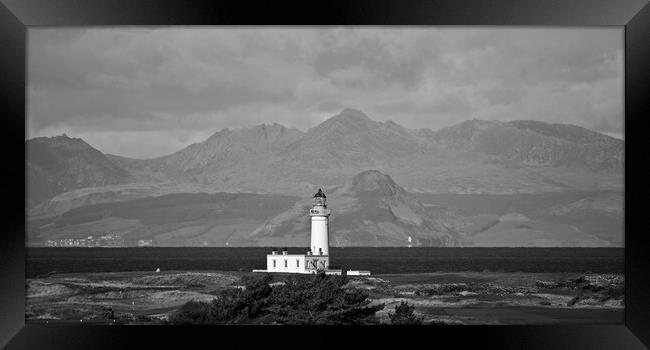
599,285,625,301
168,300,215,325
389,301,423,325
169,272,383,325
567,296,580,306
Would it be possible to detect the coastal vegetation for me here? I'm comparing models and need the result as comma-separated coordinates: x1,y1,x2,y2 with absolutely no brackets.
169,273,384,325
388,301,423,325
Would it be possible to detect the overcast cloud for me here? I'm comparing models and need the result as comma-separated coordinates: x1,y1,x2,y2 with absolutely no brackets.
28,27,623,159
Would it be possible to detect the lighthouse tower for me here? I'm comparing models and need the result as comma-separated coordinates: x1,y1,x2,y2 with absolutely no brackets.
310,189,330,257
254,188,369,275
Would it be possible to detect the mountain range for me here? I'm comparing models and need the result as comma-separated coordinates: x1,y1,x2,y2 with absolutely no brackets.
29,109,623,202
26,109,624,247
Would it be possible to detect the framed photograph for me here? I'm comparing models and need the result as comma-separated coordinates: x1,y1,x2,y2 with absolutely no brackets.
1,0,649,348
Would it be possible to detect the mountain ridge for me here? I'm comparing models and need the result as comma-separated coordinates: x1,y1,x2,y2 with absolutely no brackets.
28,109,624,208
100,111,623,166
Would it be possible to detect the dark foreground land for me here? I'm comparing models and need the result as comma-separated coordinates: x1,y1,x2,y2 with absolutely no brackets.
26,270,624,325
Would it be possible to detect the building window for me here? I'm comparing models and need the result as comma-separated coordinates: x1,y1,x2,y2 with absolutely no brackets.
296,259,300,268
272,260,276,268
284,260,288,268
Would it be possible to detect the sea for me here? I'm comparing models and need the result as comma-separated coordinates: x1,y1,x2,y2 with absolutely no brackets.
25,247,624,278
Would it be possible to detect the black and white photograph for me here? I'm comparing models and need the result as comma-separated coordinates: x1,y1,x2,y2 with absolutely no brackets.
25,26,625,326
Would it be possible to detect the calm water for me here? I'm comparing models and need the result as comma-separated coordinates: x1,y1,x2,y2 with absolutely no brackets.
26,247,624,278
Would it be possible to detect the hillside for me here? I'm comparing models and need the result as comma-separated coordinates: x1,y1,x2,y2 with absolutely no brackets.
27,170,621,247
428,119,623,171
247,170,458,247
26,135,130,204
126,123,304,177
28,192,301,247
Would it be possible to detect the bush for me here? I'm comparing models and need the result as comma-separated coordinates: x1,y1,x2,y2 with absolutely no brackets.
389,301,423,325
567,296,580,306
535,280,559,289
169,272,384,325
599,285,625,301
168,300,215,325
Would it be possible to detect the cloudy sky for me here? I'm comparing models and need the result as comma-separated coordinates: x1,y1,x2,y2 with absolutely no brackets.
28,27,623,159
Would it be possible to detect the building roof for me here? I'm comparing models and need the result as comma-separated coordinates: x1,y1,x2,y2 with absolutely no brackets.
314,188,326,198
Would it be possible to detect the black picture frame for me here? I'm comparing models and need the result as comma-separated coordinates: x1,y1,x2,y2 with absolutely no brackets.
1,0,649,348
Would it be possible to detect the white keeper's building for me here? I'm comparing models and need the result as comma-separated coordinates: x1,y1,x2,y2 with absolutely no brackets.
253,189,370,276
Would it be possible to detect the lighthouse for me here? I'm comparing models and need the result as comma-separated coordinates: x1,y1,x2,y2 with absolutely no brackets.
253,188,370,275
309,188,330,257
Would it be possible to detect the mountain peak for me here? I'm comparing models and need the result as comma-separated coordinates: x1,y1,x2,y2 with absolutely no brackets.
206,123,302,142
302,109,378,141
331,108,373,123
350,170,405,198
340,107,367,116
459,119,500,129
27,134,129,204
312,108,376,133
27,134,94,152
